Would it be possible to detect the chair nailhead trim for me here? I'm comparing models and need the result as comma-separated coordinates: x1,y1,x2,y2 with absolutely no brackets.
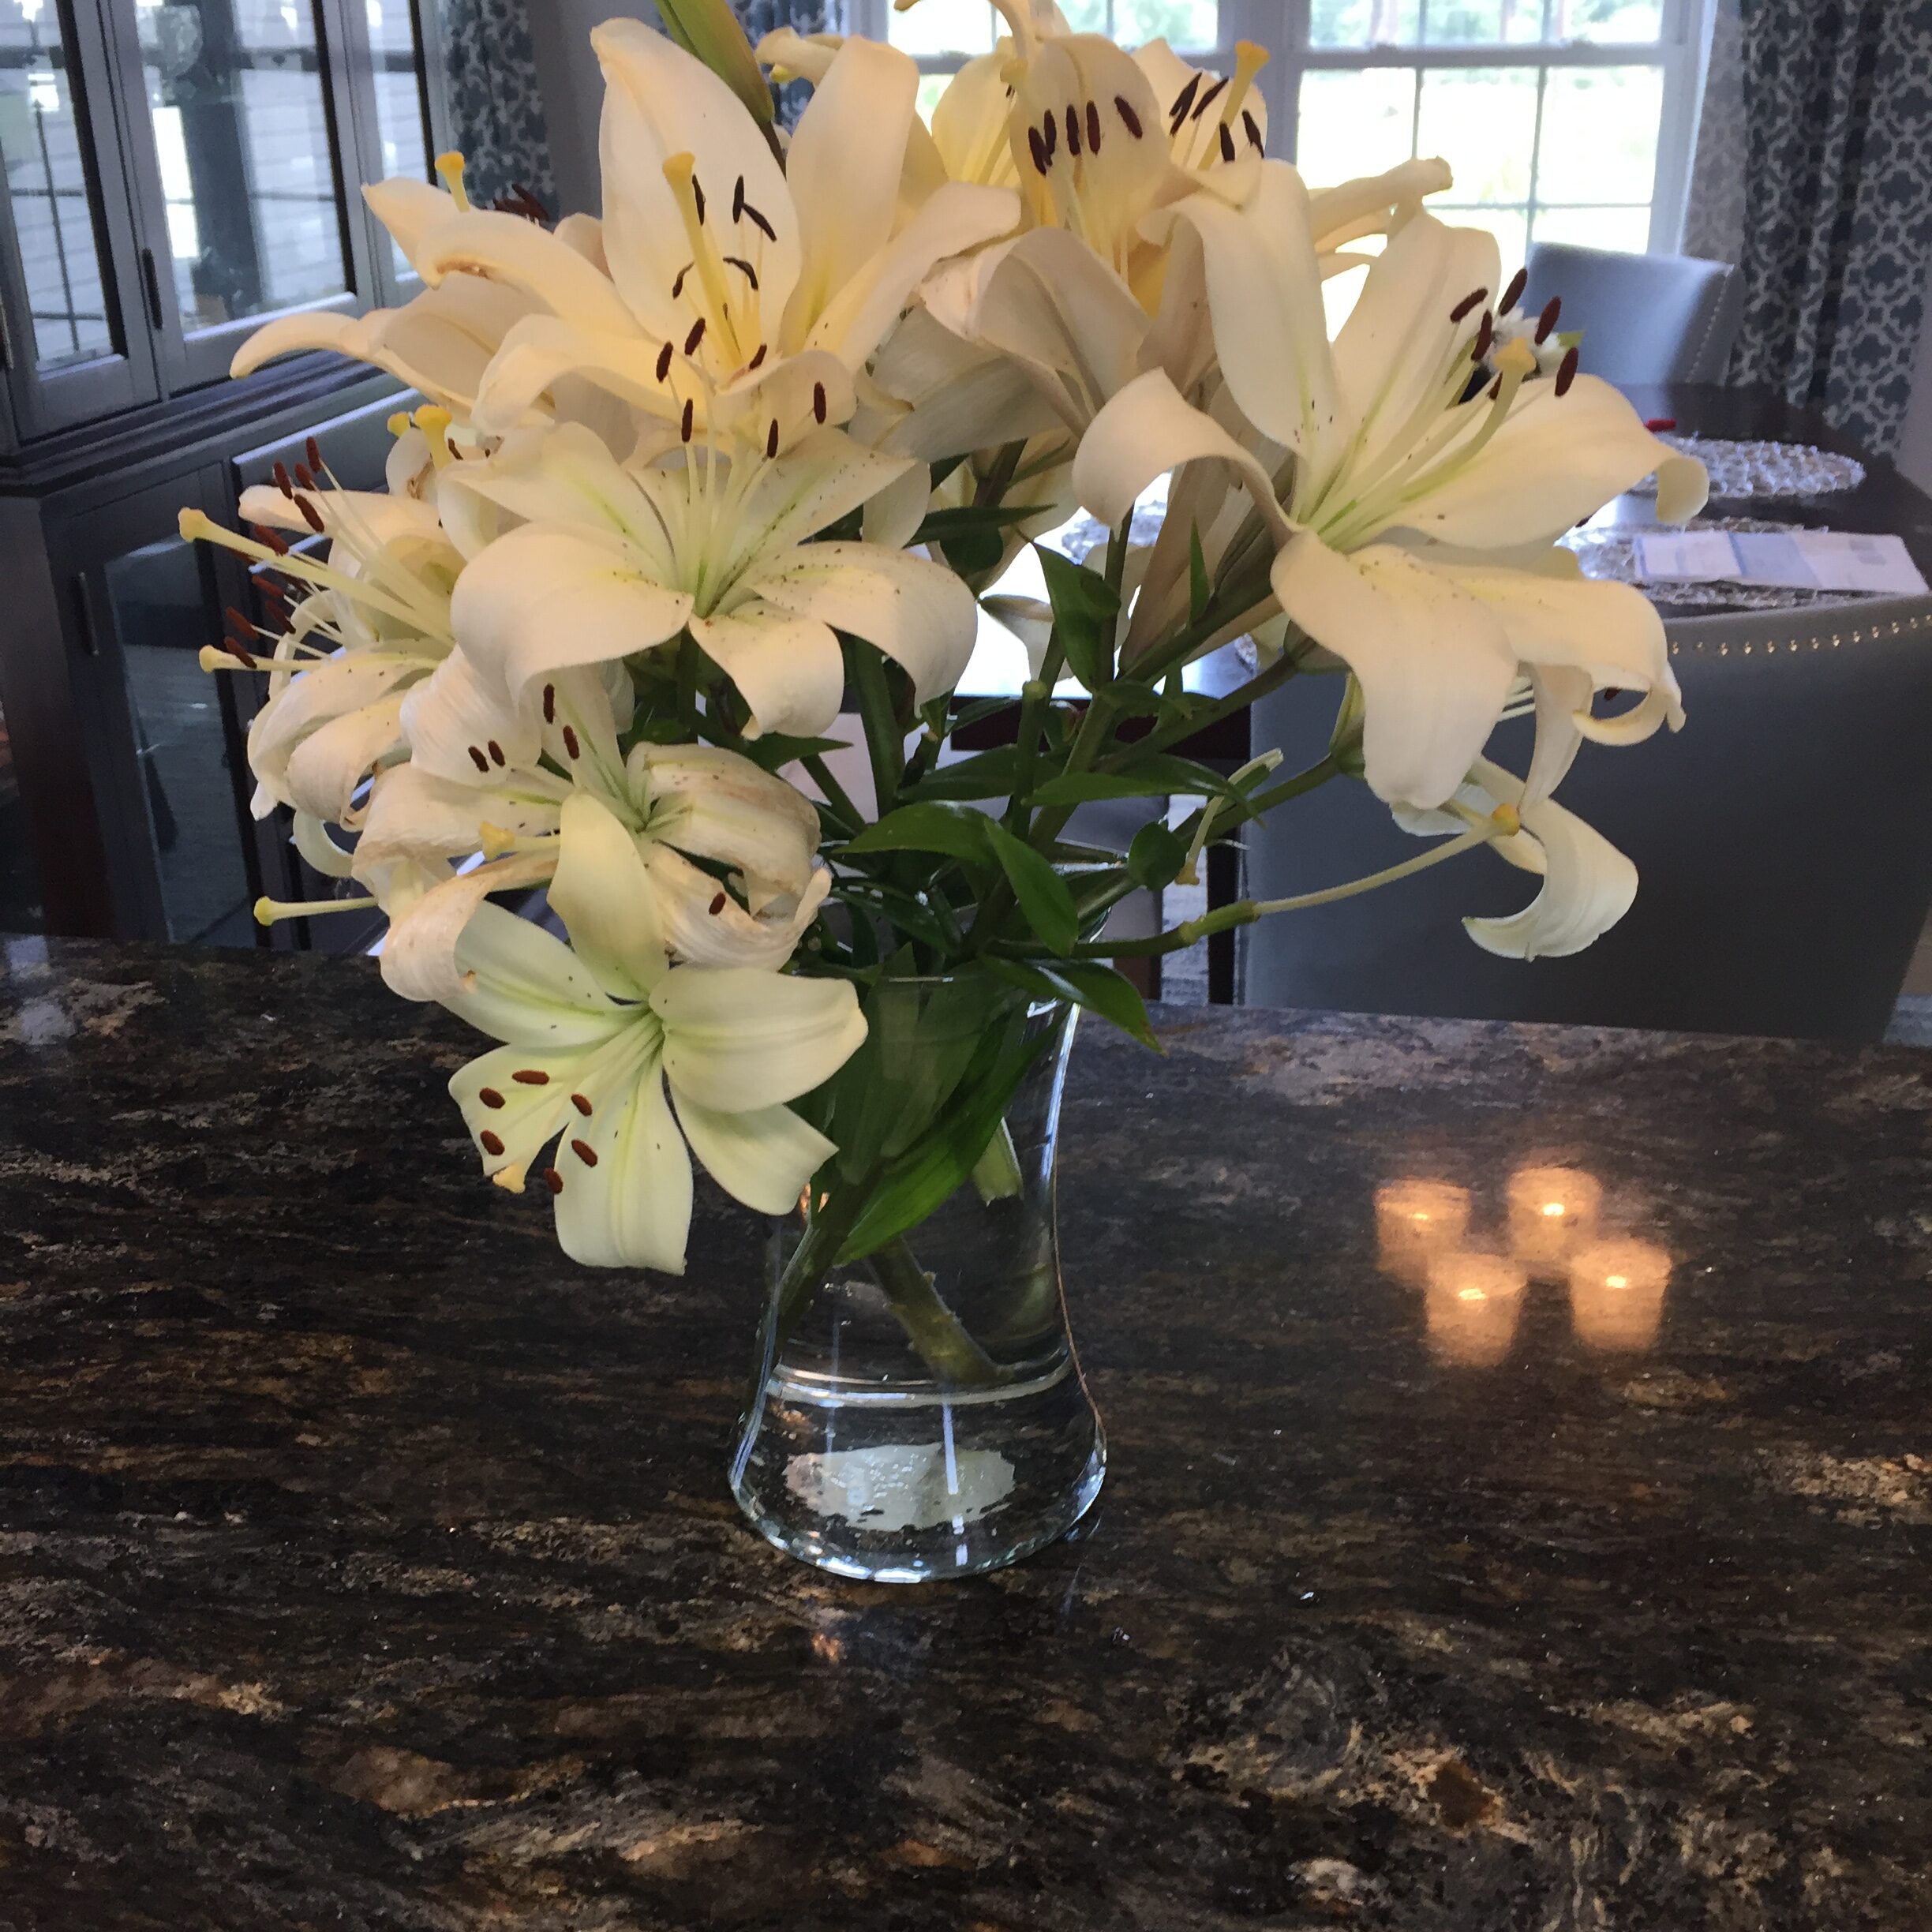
1666,608,1932,657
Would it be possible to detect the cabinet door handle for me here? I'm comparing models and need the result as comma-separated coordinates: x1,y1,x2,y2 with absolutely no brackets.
139,247,166,331
71,575,102,657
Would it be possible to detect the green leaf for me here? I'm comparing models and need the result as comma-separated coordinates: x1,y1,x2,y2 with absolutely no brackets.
727,730,849,771
1028,754,1243,808
915,504,1045,539
1189,522,1211,623
906,746,1022,800
989,957,1163,1054
941,522,1005,575
844,800,996,867
1127,818,1190,890
982,818,1079,957
1036,545,1119,691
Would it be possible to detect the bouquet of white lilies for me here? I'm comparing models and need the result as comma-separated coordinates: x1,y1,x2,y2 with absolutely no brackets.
186,0,1706,1282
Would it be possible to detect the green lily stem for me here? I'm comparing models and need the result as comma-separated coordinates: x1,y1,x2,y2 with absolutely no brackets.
802,753,865,836
869,1237,1010,1387
849,645,905,820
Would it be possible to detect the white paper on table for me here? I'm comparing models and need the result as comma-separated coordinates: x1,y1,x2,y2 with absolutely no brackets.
1635,530,1929,596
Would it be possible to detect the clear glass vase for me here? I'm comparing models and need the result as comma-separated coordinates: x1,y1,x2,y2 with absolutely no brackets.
729,985,1105,1582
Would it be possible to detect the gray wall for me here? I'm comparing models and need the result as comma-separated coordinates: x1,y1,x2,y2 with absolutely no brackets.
527,2,635,219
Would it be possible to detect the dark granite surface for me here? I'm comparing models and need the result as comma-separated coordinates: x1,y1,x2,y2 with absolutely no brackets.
1,934,1929,1930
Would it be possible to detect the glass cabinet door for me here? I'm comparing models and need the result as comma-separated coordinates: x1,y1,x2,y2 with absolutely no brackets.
0,0,158,433
348,0,440,296
0,687,46,932
110,0,375,391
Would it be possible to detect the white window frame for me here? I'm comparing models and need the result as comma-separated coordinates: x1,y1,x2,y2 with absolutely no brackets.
846,0,1711,256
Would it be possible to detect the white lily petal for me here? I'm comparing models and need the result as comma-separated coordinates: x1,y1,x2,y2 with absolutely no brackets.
1307,158,1453,252
593,17,800,342
554,1055,695,1274
440,421,668,564
1398,375,1709,549
1270,537,1520,809
672,1093,835,1215
550,792,667,1001
450,523,693,706
930,48,1019,185
440,901,624,1047
382,850,558,1005
755,26,843,88
468,316,680,440
247,655,417,801
399,646,543,788
634,742,820,902
982,594,1055,679
687,604,845,740
644,847,830,970
415,208,642,339
450,1039,586,1186
744,543,977,706
723,427,915,574
355,762,558,872
1073,367,1289,538
291,810,356,878
862,459,931,551
363,176,453,273
654,964,867,1113
281,691,406,822
1459,761,1639,960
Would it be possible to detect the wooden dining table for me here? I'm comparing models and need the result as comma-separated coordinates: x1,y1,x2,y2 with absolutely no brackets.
2,932,1927,1929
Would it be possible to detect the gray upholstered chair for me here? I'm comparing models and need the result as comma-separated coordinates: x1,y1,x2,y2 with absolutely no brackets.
1522,242,1744,386
1241,595,1932,1043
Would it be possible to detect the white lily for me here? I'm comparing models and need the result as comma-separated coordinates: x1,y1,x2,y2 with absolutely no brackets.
369,663,833,1004
419,419,974,744
1395,758,1638,959
443,827,865,1271
1073,193,1709,812
404,24,1015,451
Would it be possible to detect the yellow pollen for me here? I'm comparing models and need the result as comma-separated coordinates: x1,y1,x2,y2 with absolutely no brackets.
477,821,518,859
1493,337,1538,379
1490,803,1522,837
387,410,412,438
434,150,471,212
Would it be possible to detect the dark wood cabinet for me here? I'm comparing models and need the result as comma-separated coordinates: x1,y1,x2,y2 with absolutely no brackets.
0,0,450,945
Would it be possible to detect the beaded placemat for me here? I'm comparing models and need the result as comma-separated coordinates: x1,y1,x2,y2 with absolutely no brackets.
1627,436,1866,501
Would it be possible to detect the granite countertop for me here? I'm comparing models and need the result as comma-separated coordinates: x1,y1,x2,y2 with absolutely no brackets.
2,934,1928,1930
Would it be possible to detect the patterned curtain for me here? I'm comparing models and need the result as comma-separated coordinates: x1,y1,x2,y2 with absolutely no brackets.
1721,0,1932,454
732,0,833,124
442,0,559,214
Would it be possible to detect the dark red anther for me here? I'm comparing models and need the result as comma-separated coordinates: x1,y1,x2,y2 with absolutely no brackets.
655,340,674,384
709,891,728,915
447,438,462,462
1064,104,1080,158
1473,311,1495,362
293,461,316,491
295,496,324,534
1086,100,1101,152
479,1087,505,1109
680,399,695,443
541,683,556,724
272,461,294,498
1043,110,1055,159
486,739,505,766
1242,108,1263,152
571,1138,598,1167
562,724,581,760
724,254,758,290
1645,416,1677,432
223,638,257,668
1169,74,1200,129
1192,76,1227,121
542,1166,564,1195
225,605,259,640
1535,295,1562,344
1449,286,1488,324
252,525,291,555
747,343,768,370
512,1069,549,1086
467,745,489,773
740,198,776,242
1555,345,1580,396
812,381,826,425
479,1129,505,1156
691,172,705,224
766,420,779,459
571,1093,592,1117
1500,266,1528,314
671,264,689,300
683,316,706,355
1115,95,1143,139
305,436,323,473
732,174,745,222
1217,122,1234,163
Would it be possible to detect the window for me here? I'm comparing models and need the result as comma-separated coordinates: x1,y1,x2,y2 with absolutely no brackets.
838,1,1707,260
1288,1,1708,261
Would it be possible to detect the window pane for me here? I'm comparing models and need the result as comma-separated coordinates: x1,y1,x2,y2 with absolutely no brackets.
1536,65,1662,206
0,1,118,369
1296,68,1417,181
1310,0,1421,47
1058,0,1110,31
134,0,349,331
1422,2,1544,43
106,535,256,946
366,2,429,182
1530,203,1651,253
1416,66,1537,204
1114,0,1219,50
1552,0,1664,43
889,0,996,58
1434,204,1529,278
